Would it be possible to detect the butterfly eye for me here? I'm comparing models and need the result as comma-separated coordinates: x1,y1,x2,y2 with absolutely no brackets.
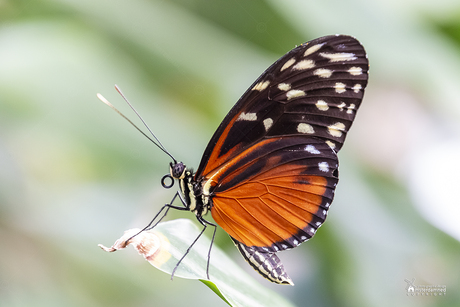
170,162,186,179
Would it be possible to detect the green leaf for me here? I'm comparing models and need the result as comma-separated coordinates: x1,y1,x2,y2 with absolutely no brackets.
199,279,231,306
99,219,295,307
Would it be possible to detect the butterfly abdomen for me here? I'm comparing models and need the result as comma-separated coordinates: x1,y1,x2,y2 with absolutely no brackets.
232,238,294,285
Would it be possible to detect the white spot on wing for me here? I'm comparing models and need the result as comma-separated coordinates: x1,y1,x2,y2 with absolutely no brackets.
264,261,273,272
316,100,329,111
297,123,314,134
292,59,315,71
304,43,324,56
286,89,306,100
254,253,264,263
263,118,273,131
305,145,320,154
241,247,251,259
334,82,346,94
320,52,357,62
278,83,291,91
325,140,336,150
313,68,333,78
348,66,362,75
328,122,346,137
352,83,362,93
346,103,356,114
257,263,269,275
237,112,257,121
338,102,346,111
318,162,329,172
252,80,270,91
281,57,296,71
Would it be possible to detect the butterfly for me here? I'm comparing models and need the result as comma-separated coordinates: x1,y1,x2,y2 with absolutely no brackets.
102,34,368,285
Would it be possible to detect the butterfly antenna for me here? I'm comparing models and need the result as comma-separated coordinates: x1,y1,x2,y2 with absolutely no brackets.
97,89,177,163
114,85,170,151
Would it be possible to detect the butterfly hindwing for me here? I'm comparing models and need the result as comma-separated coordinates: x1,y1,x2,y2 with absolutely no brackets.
209,137,338,252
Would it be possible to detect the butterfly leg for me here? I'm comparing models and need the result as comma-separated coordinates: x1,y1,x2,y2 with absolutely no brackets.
171,216,216,281
144,191,189,231
126,191,188,243
198,216,217,280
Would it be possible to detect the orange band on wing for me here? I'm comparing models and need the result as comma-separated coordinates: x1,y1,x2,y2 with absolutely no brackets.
202,138,279,194
211,165,329,248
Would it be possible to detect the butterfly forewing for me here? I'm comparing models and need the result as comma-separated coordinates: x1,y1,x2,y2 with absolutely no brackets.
196,35,368,178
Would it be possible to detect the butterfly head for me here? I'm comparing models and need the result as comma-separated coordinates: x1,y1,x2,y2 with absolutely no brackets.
170,161,186,180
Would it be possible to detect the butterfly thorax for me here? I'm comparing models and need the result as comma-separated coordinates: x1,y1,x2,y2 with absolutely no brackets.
170,162,210,217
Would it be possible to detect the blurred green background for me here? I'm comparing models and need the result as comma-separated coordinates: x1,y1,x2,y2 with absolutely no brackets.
1,0,460,306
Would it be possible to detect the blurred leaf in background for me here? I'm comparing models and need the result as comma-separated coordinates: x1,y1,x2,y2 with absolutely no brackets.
1,0,459,306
